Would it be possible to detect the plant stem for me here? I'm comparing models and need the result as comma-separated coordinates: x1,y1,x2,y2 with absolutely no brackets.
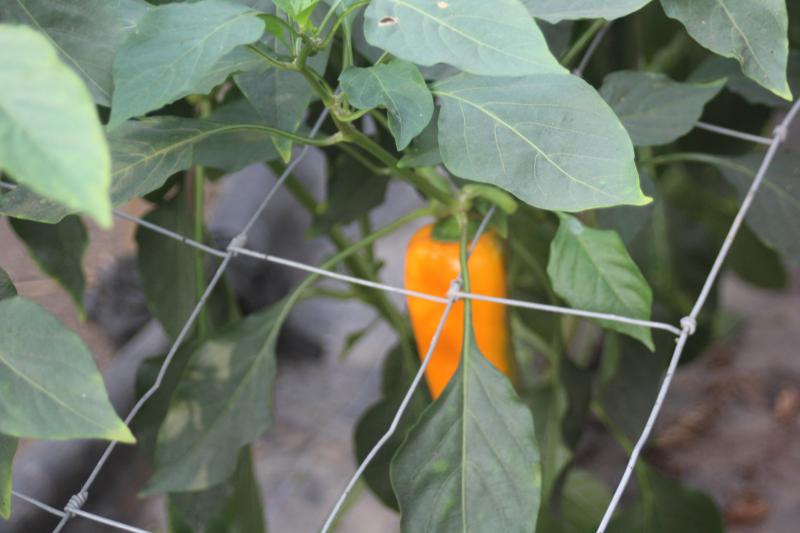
560,19,607,67
193,165,207,339
641,152,755,176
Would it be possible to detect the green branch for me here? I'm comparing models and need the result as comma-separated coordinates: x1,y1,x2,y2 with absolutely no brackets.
560,19,607,67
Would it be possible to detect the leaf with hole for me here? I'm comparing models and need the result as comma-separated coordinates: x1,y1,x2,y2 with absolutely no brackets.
108,0,266,127
0,24,111,226
9,216,87,316
660,0,792,99
548,214,654,349
391,319,541,532
341,60,434,150
144,303,284,493
523,0,651,23
364,0,564,76
434,73,649,211
0,297,134,442
600,71,725,146
0,0,151,106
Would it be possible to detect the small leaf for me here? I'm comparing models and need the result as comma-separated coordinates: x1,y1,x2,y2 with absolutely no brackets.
397,110,442,168
548,214,654,349
341,60,434,150
0,24,111,226
364,0,564,76
391,322,541,532
0,434,15,519
717,151,800,265
144,303,284,493
523,0,651,23
0,297,134,442
0,0,151,106
660,0,792,99
354,344,428,509
600,71,725,146
9,216,88,316
434,73,649,211
108,0,266,127
314,156,390,234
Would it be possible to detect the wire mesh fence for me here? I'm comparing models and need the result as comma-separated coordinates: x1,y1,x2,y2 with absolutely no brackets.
4,30,800,533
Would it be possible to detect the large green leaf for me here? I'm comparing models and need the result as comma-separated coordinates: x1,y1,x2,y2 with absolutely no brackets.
523,0,651,23
717,151,800,265
0,297,134,442
340,60,434,150
167,448,266,533
660,0,792,99
434,74,648,211
0,24,111,226
608,463,723,533
0,0,151,106
391,320,541,533
599,71,724,146
108,0,265,127
354,344,428,510
144,303,283,493
0,116,283,223
548,214,654,349
9,216,87,315
363,0,564,76
0,434,15,519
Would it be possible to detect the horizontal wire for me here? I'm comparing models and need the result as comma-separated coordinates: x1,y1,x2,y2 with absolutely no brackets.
453,291,683,336
695,121,773,145
69,509,151,533
11,490,66,517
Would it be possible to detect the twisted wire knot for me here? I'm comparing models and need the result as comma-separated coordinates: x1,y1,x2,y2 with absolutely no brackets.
64,491,87,515
227,234,248,253
446,280,462,300
773,124,788,143
680,316,697,336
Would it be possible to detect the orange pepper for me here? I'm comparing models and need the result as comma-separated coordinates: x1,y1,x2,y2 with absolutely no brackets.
404,223,511,399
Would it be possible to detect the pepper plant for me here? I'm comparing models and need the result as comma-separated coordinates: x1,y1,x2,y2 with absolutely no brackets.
0,0,798,531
